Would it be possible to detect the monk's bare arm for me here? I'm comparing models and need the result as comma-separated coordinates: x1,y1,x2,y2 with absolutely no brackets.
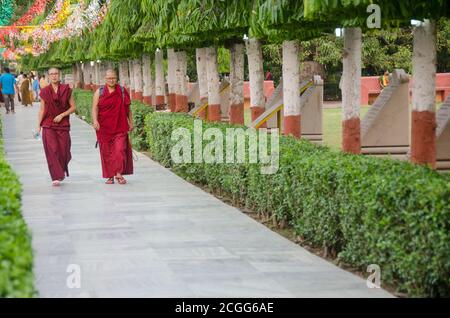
92,90,100,130
66,94,77,116
128,107,134,131
36,100,45,133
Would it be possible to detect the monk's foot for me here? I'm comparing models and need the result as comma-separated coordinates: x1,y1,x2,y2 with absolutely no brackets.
105,178,114,184
52,180,61,187
115,176,127,185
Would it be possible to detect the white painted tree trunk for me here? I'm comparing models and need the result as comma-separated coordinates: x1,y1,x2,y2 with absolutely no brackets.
142,54,153,104
411,20,437,167
100,62,107,83
196,48,208,101
176,50,188,112
82,63,87,87
175,51,187,96
94,62,100,86
342,28,361,121
85,63,92,86
119,60,130,89
283,40,300,116
229,43,245,124
77,62,84,87
155,49,165,105
412,21,436,113
72,64,78,88
342,27,362,153
206,46,221,121
167,49,178,94
133,58,143,98
246,37,265,119
283,40,301,137
129,59,135,95
167,48,177,109
105,61,115,71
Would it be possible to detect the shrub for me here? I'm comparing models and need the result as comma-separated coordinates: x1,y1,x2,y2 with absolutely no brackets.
0,119,36,297
145,112,450,297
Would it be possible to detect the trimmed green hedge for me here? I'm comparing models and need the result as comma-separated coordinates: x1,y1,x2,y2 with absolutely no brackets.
145,112,450,297
0,119,36,298
73,89,154,151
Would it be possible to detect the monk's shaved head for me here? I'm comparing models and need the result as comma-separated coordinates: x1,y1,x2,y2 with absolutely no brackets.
105,69,118,88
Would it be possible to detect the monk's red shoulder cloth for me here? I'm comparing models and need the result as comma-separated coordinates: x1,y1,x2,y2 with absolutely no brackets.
97,84,131,143
40,83,72,130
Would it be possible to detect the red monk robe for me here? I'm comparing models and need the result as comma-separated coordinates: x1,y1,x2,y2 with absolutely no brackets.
39,84,73,181
97,84,133,179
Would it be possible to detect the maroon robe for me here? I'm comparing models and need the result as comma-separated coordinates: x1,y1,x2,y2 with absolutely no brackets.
97,85,133,178
39,84,72,181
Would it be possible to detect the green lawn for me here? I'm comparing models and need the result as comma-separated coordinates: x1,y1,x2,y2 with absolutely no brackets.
322,106,370,151
244,106,370,151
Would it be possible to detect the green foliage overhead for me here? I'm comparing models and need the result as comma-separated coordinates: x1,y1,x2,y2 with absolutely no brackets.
250,0,332,42
18,0,450,73
303,0,450,28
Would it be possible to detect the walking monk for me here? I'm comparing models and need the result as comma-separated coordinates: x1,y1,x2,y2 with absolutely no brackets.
92,69,134,185
36,67,76,187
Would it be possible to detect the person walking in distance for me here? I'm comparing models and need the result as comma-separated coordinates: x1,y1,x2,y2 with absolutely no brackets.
0,67,17,114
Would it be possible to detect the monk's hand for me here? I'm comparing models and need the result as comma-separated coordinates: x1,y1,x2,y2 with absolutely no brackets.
93,121,100,131
53,114,64,123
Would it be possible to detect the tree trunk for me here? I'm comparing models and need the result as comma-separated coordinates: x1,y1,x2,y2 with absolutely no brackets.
246,38,265,123
94,62,100,92
83,63,91,90
229,43,245,125
411,20,437,168
72,64,78,89
142,54,153,106
133,58,144,102
119,60,130,90
342,27,362,154
155,49,165,108
175,50,188,112
196,48,208,119
105,61,115,70
129,59,135,100
283,40,301,138
167,49,177,112
76,62,84,88
206,47,221,121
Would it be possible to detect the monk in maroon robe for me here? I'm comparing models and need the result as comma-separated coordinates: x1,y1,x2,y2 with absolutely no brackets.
36,67,76,187
92,69,134,184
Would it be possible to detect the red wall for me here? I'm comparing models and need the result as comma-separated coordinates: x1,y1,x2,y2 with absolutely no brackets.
361,73,450,105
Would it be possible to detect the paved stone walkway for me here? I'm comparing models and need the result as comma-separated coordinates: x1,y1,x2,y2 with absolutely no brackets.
1,104,392,298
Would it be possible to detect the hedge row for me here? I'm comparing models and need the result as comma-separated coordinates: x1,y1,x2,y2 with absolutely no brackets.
145,112,450,297
73,89,154,151
0,119,36,297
